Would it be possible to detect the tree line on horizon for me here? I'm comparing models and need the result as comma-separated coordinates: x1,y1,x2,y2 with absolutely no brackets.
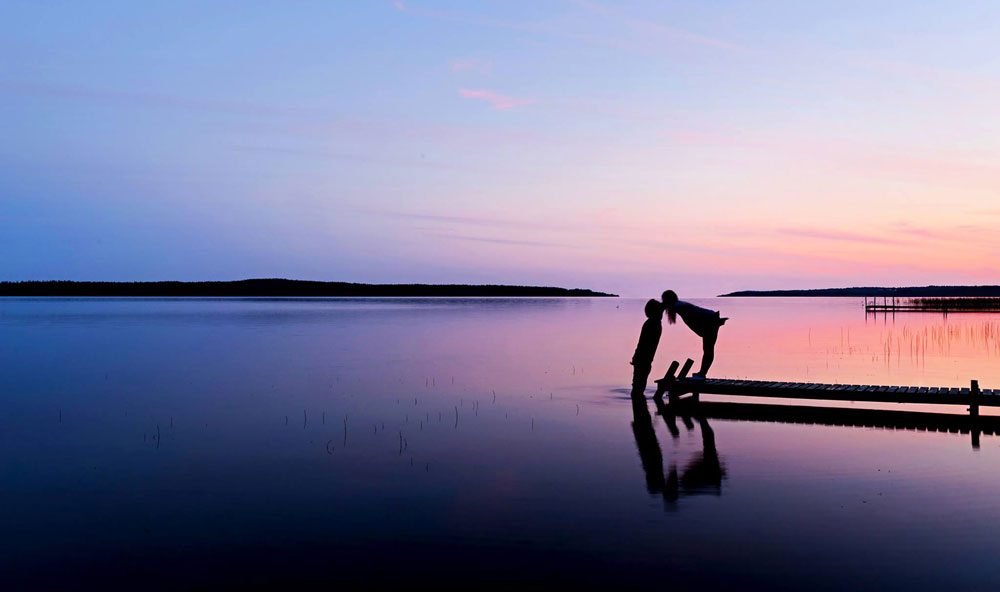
0,279,617,298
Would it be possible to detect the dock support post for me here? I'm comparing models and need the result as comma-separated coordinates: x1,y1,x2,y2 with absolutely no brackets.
970,379,981,449
670,359,694,406
677,359,694,379
653,361,680,399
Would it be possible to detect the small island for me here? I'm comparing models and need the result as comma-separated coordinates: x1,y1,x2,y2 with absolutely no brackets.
720,285,1000,298
0,279,617,298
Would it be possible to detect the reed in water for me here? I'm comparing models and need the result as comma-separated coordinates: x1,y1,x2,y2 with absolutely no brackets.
913,297,1000,310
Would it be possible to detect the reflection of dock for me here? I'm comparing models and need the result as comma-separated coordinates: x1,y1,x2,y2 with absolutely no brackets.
654,359,993,417
692,401,996,448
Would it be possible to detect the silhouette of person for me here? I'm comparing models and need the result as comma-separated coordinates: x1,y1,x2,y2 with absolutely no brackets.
630,299,663,397
662,290,727,379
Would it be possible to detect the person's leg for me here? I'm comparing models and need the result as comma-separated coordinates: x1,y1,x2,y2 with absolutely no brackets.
631,363,652,398
698,329,718,377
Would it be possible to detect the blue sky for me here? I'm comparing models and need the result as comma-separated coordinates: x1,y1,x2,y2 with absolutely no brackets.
3,1,1000,296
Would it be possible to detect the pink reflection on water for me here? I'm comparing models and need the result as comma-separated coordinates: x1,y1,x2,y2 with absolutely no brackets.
691,298,1000,387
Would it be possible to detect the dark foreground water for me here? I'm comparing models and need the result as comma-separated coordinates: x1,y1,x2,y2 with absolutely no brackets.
2,297,999,590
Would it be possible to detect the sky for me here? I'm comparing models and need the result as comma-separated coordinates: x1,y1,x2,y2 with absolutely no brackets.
2,1,1000,296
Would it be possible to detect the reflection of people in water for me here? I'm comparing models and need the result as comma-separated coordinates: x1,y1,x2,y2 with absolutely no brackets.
630,395,665,495
630,395,725,506
662,290,727,379
629,299,663,397
667,414,723,498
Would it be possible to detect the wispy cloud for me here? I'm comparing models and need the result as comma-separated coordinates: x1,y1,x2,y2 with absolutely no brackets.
458,88,534,110
0,81,280,116
356,209,576,233
856,57,1000,97
777,227,906,245
451,58,492,73
666,127,1000,188
892,222,1000,245
665,130,771,149
569,0,748,52
232,145,487,173
394,1,743,57
428,232,577,249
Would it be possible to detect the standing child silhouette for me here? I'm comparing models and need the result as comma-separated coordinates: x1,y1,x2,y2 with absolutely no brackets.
661,290,727,379
630,299,663,397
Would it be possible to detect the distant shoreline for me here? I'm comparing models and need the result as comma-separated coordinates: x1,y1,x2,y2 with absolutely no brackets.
720,286,1000,297
0,279,617,298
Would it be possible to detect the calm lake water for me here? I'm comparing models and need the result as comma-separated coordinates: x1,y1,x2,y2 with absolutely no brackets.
2,297,999,590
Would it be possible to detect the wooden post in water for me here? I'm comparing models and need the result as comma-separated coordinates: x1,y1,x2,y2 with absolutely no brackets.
653,360,680,399
971,379,982,449
671,359,695,405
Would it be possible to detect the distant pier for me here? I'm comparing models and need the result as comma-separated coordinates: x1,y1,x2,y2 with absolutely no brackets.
864,295,1000,313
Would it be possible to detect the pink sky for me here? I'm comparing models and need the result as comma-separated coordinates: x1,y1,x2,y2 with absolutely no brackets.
4,1,1000,296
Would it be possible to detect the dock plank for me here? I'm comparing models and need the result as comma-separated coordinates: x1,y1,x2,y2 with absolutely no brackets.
654,375,997,409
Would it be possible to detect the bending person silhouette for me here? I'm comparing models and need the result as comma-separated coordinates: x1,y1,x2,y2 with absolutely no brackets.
630,299,663,397
662,290,727,379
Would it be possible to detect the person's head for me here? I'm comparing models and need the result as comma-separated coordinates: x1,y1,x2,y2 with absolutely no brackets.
644,299,663,320
661,290,677,324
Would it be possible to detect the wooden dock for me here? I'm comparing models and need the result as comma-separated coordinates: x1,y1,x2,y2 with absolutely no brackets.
863,295,1000,313
652,359,990,416
864,304,1000,313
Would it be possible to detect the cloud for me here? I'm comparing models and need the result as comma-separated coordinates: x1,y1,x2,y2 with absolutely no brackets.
450,58,492,73
231,145,490,173
458,88,534,110
569,0,748,52
0,81,280,116
428,232,577,248
666,128,1000,188
776,227,906,245
377,211,526,228
666,130,771,149
892,222,1000,246
357,209,578,233
394,1,743,58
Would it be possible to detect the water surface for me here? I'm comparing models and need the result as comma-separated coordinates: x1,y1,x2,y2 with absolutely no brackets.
1,297,998,589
